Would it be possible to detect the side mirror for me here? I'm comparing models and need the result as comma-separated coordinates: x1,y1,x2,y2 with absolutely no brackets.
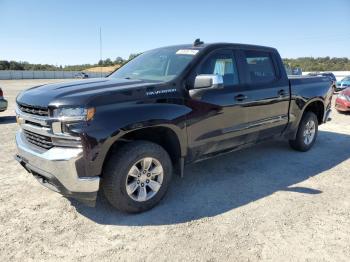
193,74,224,90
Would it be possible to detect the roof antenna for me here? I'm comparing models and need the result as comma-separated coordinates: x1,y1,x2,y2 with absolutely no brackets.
193,38,204,46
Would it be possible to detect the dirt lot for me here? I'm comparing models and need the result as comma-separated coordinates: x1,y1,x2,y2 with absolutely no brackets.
0,79,349,261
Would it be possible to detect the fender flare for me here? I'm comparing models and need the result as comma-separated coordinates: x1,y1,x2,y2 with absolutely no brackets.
94,120,187,176
287,97,325,140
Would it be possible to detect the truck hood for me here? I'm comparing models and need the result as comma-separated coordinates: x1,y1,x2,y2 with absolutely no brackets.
16,78,161,108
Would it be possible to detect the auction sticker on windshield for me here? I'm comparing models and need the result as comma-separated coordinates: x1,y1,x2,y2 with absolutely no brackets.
176,49,199,55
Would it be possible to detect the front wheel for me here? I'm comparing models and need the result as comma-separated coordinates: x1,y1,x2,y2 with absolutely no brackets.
289,111,318,152
102,141,172,213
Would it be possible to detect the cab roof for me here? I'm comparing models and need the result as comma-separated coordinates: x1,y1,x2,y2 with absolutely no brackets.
161,42,278,52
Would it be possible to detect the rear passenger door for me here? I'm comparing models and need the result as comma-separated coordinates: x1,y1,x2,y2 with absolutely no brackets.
235,49,290,142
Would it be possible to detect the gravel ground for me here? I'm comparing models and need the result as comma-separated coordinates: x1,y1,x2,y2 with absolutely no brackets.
0,79,350,262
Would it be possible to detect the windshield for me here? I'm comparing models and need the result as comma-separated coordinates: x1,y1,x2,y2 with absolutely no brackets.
109,47,199,82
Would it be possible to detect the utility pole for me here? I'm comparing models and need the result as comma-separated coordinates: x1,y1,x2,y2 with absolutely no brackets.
99,27,102,77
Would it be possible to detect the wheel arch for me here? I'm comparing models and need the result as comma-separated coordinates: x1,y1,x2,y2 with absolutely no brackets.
101,124,186,177
287,98,325,140
302,99,325,125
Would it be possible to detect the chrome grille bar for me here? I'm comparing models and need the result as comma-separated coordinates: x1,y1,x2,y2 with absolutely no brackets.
23,130,53,149
17,103,49,116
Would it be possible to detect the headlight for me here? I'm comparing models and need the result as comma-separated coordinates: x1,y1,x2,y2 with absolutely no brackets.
338,94,350,102
53,107,95,121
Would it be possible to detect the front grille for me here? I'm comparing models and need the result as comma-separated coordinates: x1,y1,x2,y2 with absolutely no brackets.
23,130,53,149
18,103,49,116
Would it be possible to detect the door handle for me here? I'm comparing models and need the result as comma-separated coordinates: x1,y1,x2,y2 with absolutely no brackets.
278,89,287,96
235,94,248,101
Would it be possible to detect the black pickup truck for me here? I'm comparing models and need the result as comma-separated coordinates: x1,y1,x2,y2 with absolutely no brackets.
15,40,333,213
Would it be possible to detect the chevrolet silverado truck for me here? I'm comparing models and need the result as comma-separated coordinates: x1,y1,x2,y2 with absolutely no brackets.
15,40,333,213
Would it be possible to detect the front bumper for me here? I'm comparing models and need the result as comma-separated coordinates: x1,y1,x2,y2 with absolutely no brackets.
15,131,100,205
0,98,7,112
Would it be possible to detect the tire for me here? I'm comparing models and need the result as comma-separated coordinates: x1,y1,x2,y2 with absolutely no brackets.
102,140,173,213
289,111,318,152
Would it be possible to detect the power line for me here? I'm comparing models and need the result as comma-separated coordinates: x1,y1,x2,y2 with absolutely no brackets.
99,27,102,77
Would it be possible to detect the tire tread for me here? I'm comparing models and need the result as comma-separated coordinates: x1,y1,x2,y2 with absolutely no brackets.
102,140,172,213
289,111,318,152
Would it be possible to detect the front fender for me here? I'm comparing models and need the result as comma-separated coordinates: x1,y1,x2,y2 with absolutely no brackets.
74,102,191,177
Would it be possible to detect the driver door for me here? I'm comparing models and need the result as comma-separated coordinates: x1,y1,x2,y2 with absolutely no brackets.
185,49,250,160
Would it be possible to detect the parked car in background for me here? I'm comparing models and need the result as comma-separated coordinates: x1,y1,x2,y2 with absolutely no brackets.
0,87,8,112
74,72,89,79
335,88,350,112
336,76,350,92
285,65,302,76
308,72,337,91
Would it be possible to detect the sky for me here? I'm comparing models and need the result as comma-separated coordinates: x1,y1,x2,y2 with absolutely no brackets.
0,0,349,66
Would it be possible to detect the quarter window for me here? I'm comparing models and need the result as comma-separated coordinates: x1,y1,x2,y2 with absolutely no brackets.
244,51,277,84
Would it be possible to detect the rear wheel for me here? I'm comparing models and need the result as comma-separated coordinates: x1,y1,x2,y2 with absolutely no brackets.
102,140,172,213
289,111,318,152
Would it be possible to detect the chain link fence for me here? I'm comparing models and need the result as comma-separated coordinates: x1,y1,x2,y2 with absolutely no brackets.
0,70,109,80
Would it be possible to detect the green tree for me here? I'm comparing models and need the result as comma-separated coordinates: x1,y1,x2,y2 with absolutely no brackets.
128,53,141,61
114,56,124,64
104,58,113,66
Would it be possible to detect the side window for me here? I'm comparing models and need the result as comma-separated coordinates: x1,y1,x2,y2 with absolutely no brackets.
197,50,239,86
243,50,277,84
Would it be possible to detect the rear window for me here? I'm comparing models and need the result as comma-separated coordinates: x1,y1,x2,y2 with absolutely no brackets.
243,50,277,84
